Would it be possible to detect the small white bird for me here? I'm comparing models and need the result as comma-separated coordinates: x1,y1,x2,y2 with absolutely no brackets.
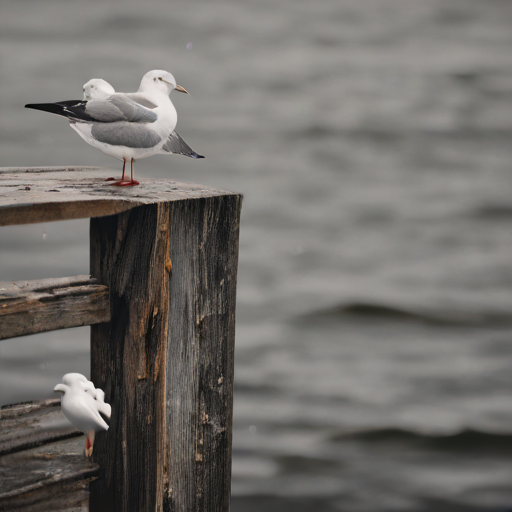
54,373,111,458
26,70,204,186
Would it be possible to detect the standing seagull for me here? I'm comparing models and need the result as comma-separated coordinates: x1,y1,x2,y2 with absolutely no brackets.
54,373,111,457
26,70,203,186
82,78,204,172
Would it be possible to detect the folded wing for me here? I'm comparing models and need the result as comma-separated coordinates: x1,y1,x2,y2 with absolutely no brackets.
25,94,158,124
87,94,158,123
162,130,204,159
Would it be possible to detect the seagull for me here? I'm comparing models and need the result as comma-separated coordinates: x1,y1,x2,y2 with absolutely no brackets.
54,373,111,458
25,70,204,186
82,77,204,182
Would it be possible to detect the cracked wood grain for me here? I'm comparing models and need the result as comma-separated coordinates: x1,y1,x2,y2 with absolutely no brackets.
0,275,109,340
0,167,237,227
165,195,241,512
89,193,241,512
90,203,171,512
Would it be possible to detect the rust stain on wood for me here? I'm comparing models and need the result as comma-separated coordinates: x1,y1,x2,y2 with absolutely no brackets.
90,202,174,512
165,254,173,273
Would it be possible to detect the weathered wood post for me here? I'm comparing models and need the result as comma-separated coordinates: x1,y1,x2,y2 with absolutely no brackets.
0,168,242,512
90,196,242,511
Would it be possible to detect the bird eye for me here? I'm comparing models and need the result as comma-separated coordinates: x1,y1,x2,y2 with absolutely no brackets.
158,77,163,81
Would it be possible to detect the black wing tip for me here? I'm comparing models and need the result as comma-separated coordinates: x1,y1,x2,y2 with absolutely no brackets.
24,100,94,121
24,103,61,113
194,154,205,159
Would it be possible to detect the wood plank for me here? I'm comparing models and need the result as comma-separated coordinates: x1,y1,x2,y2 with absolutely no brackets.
0,399,81,456
0,399,99,512
0,275,110,340
0,437,99,512
89,194,242,512
0,167,238,227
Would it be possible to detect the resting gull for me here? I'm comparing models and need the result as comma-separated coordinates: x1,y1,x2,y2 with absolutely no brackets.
82,77,204,181
26,70,204,186
54,373,111,458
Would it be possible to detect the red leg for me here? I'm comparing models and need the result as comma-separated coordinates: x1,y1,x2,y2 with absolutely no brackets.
108,159,132,185
112,158,139,186
85,430,95,458
129,158,139,185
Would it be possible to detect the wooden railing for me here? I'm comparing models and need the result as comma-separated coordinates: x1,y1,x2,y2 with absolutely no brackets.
0,275,109,340
0,167,243,512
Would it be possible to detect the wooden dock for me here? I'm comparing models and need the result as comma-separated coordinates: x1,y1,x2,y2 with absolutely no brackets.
0,167,243,512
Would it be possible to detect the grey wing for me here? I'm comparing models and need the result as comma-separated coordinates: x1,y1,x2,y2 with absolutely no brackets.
162,131,205,159
85,100,126,122
91,122,162,148
123,93,158,109
86,95,158,124
109,95,158,123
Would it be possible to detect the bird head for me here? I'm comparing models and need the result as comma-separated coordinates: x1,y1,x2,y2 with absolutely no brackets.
83,78,115,101
139,69,189,96
55,373,95,396
61,373,89,386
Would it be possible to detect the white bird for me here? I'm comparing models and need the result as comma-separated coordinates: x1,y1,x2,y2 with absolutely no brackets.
54,373,111,458
25,70,204,186
81,77,204,183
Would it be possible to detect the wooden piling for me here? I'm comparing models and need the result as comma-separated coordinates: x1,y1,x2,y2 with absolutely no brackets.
0,168,242,512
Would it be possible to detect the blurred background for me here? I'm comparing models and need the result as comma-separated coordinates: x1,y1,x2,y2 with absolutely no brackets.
1,0,512,510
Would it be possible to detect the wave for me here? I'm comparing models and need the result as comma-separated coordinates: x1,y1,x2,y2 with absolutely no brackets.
304,301,512,326
290,124,512,140
470,204,512,220
330,427,512,452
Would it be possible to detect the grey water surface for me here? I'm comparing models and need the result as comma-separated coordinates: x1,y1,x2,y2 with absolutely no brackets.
1,0,512,510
